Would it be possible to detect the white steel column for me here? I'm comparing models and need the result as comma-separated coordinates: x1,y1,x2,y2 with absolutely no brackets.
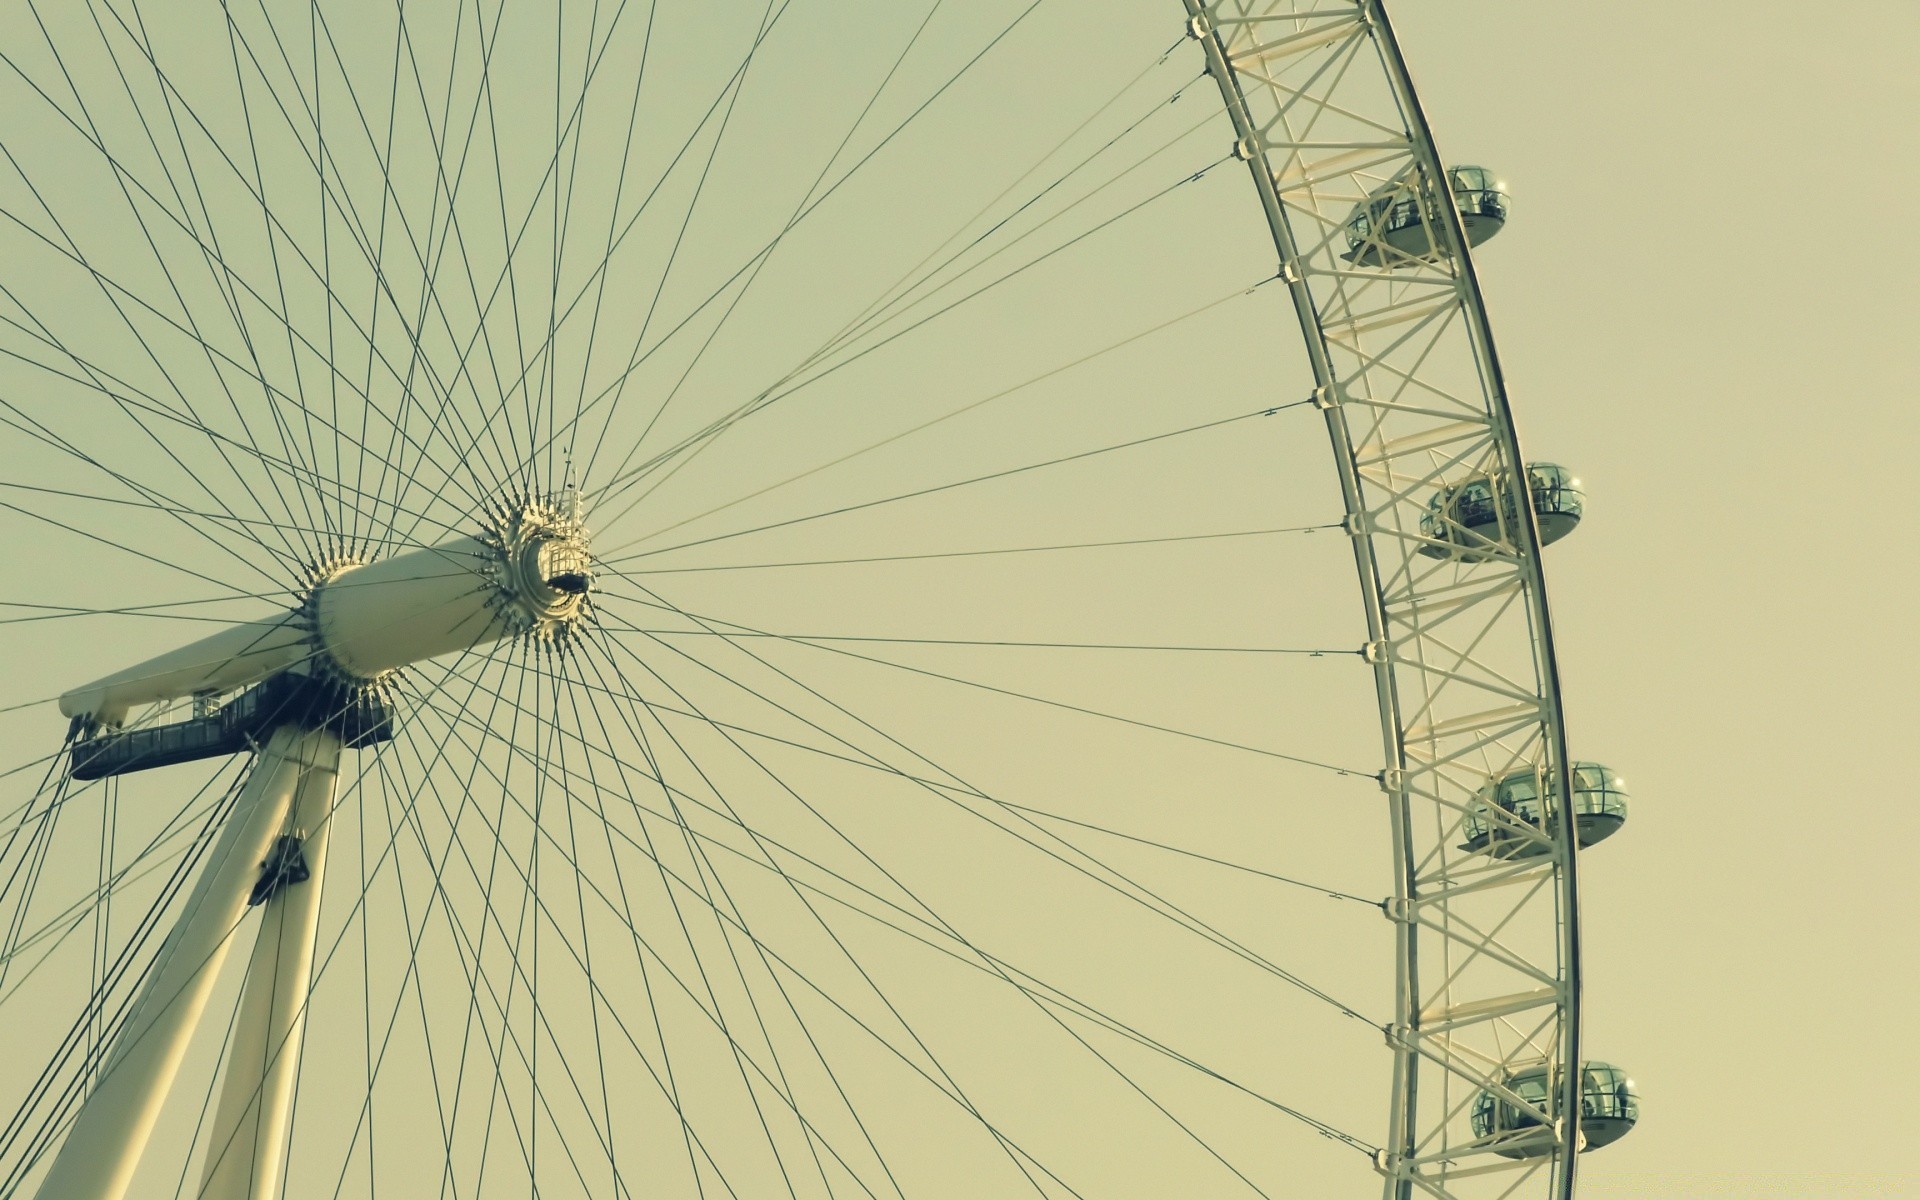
197,730,341,1200
33,728,319,1200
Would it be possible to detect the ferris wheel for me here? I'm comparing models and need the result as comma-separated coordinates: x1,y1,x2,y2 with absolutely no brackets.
0,3,1637,1199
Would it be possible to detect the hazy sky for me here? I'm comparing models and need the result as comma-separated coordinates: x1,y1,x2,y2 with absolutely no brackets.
1392,2,1920,1195
0,2,1911,1197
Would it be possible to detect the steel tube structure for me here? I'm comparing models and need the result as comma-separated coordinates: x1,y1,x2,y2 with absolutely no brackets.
59,515,589,729
197,733,341,1200
1182,2,1586,1196
34,729,332,1200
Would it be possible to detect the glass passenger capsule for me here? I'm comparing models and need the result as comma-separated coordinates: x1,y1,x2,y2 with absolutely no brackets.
1418,462,1583,561
1470,1061,1640,1158
1344,165,1510,267
1462,762,1629,859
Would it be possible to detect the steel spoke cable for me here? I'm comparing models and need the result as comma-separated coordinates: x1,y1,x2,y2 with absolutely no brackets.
786,83,1217,398
203,7,521,525
325,642,528,1200
24,2,320,566
0,179,495,530
0,267,306,586
419,656,1008,1193
582,153,1235,525
564,0,791,514
0,392,295,591
403,679,1056,1200
0,496,270,600
549,638,634,1199
562,0,657,484
384,662,741,1200
559,641,902,1200
598,588,1363,776
542,670,1380,1156
430,657,1360,1192
580,0,952,498
788,39,1192,400
22,8,324,579
449,637,1374,1166
108,0,345,560
995,803,1380,907
364,642,527,1200
463,0,1057,509
0,764,252,1184
117,0,525,516
353,0,526,554
571,610,1380,1162
362,0,663,501
561,643,914,1200
1,648,495,1175
617,399,1290,570
22,5,323,567
0,365,466,549
388,0,788,546
15,646,518,1198
0,41,503,556
569,634,1224,1194
0,48,499,543
0,478,451,556
386,683,889,1200
576,120,1229,516
584,130,1218,531
625,523,1338,573
0,780,239,981
576,622,1297,1159
599,274,1276,560
212,1,342,551
588,587,1376,1013
625,628,1352,656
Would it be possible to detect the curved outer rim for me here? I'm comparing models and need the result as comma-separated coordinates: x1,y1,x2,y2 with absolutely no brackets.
1180,2,1584,1197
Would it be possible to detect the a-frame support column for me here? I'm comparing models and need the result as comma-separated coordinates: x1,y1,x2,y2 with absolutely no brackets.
198,731,339,1200
35,728,337,1200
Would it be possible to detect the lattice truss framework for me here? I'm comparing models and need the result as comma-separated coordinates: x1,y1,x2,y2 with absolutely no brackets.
1183,3,1589,1198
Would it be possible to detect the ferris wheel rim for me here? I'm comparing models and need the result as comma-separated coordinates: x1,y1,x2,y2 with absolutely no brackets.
0,4,1623,1197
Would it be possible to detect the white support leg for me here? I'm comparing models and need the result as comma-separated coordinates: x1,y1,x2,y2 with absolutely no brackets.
33,728,322,1200
197,731,340,1200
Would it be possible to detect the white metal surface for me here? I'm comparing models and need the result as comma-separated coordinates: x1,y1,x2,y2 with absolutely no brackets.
59,512,592,727
1182,2,1590,1196
33,729,327,1200
58,620,308,729
308,538,507,681
197,733,341,1200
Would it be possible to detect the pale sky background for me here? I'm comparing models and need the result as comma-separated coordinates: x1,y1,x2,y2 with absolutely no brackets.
0,2,1912,1197
1391,2,1920,1195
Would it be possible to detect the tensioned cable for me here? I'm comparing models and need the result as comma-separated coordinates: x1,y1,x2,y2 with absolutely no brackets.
403,676,1068,1199
618,399,1292,565
624,523,1340,575
599,273,1278,561
599,593,1364,777
586,596,1376,1001
570,607,1381,1161
13,13,326,568
421,653,1370,1180
0,657,507,1185
578,0,1043,496
373,682,746,1200
584,149,1231,525
557,643,1060,1198
380,681,867,1200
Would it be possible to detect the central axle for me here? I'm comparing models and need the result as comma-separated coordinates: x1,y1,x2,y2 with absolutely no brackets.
59,495,594,734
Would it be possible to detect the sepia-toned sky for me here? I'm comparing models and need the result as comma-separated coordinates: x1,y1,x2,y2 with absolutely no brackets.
0,2,1911,1197
1394,2,1920,1195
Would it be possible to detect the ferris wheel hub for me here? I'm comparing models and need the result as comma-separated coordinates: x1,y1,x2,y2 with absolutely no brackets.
59,492,595,732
